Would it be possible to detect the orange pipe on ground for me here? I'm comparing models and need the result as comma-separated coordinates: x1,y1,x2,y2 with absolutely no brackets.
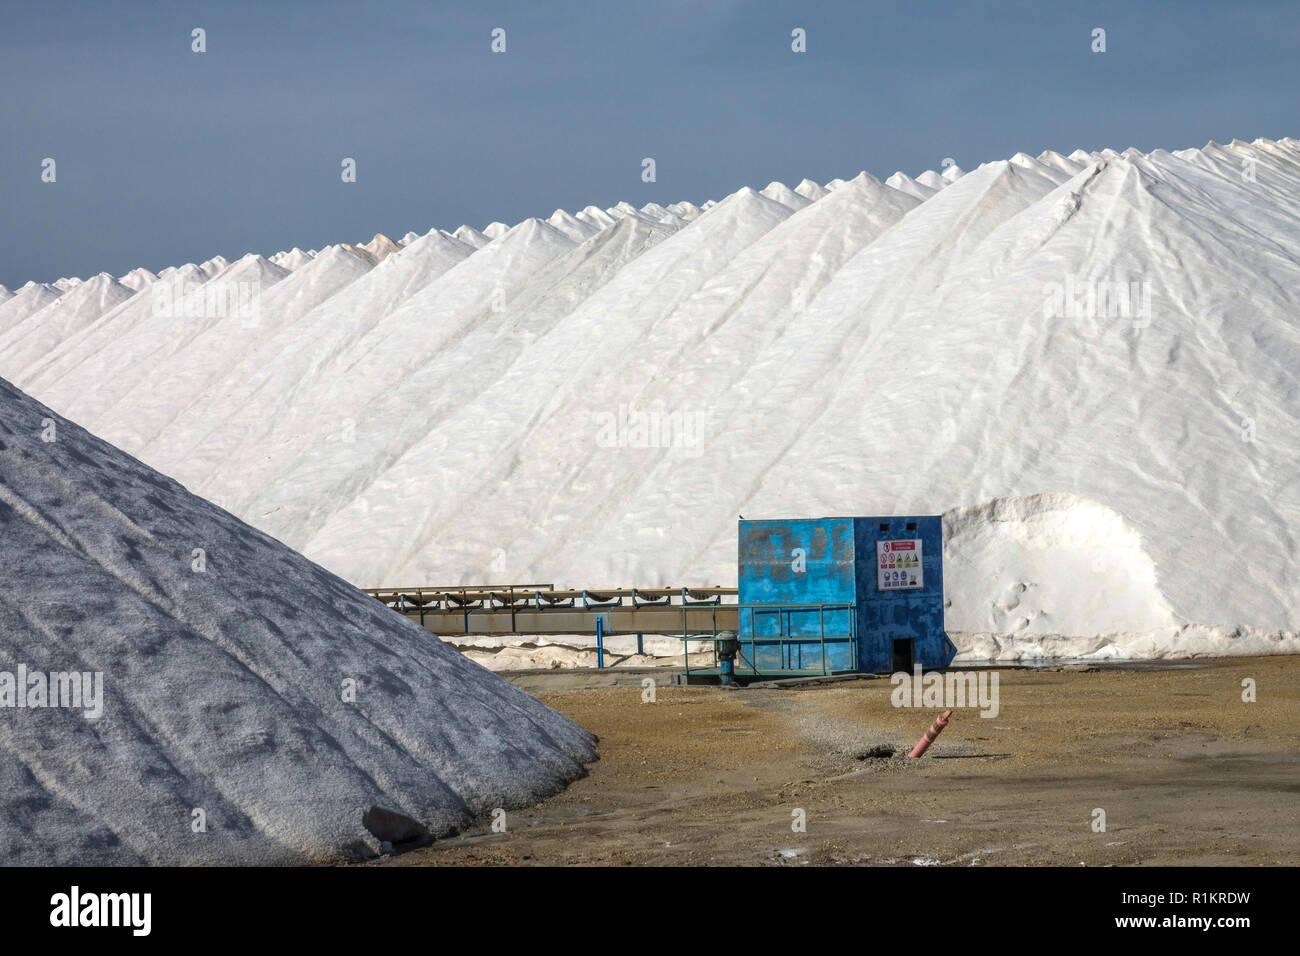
908,709,953,758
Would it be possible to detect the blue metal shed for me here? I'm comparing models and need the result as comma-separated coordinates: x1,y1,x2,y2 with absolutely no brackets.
737,516,956,674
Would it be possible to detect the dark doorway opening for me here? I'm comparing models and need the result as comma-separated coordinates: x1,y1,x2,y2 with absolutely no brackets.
892,638,914,673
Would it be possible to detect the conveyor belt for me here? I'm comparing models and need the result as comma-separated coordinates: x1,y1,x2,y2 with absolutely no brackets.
363,584,739,636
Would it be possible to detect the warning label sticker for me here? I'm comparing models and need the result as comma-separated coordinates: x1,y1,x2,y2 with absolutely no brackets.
877,539,924,591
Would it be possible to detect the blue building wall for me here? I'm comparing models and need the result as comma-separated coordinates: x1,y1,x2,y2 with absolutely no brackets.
737,516,955,674
737,518,855,671
852,516,954,673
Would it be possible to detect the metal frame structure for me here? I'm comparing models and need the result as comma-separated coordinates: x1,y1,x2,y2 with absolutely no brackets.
366,584,855,680
364,584,739,636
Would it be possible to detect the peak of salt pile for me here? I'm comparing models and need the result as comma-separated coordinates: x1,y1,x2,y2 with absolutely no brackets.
451,224,490,248
638,202,683,226
156,262,199,281
575,205,617,229
884,170,937,199
546,208,601,242
197,255,229,278
270,247,314,270
914,168,948,190
606,201,640,220
793,178,829,201
118,266,156,291
759,181,813,210
0,376,595,864
1036,149,1084,176
667,200,704,221
360,233,402,262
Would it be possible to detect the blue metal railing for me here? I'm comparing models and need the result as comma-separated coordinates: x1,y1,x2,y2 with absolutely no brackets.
675,601,857,679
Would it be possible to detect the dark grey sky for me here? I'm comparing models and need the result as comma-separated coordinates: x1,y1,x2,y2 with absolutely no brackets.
3,0,1297,287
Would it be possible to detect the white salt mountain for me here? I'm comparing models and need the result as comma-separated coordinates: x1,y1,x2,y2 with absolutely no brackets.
130,230,476,477
19,262,213,405
189,217,578,525
269,247,314,270
760,181,813,210
23,257,291,429
117,267,157,291
5,138,1300,661
635,203,678,228
0,274,135,380
358,177,914,597
668,200,704,221
885,171,938,200
546,208,601,242
450,224,490,248
198,255,229,278
0,282,63,336
575,205,617,229
606,201,640,221
0,376,595,864
794,178,829,201
353,233,403,263
80,252,371,453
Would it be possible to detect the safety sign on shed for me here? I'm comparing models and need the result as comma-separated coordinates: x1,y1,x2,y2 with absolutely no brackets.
877,539,924,591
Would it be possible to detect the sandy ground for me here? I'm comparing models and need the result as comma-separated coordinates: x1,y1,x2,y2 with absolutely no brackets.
382,656,1300,866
